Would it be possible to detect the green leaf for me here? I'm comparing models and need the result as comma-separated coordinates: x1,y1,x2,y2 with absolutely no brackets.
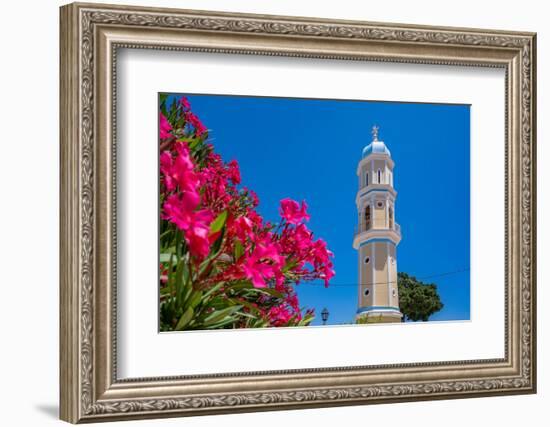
160,286,173,296
174,231,182,261
228,280,254,291
234,239,244,260
210,211,228,234
204,317,238,329
160,94,168,116
202,282,225,301
159,229,175,247
298,313,315,326
197,256,214,278
187,290,203,310
229,298,261,314
248,286,284,299
187,138,201,150
165,252,175,292
210,226,225,257
203,305,242,325
236,311,257,320
175,307,194,330
174,260,190,308
282,259,298,273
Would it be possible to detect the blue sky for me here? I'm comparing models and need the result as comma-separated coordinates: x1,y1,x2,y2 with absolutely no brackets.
164,93,470,325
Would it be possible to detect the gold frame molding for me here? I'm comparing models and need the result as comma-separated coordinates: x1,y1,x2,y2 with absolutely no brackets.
60,2,537,423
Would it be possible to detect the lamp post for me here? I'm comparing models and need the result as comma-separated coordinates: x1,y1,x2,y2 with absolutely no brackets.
321,307,329,326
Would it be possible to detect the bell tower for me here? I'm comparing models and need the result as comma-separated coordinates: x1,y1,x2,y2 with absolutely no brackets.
353,126,403,323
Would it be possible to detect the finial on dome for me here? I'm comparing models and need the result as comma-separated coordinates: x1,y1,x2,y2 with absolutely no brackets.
362,125,391,158
372,125,379,142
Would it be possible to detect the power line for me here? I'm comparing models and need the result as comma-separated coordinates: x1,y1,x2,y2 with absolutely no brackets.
298,267,470,287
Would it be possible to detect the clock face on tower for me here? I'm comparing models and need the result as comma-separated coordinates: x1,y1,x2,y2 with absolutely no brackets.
354,126,403,323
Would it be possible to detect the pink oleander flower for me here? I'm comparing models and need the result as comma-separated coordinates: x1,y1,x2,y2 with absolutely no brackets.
242,256,274,288
285,292,300,312
230,215,254,244
246,210,264,228
241,239,284,288
277,222,335,287
310,238,335,287
320,265,335,288
186,225,213,259
279,198,310,224
180,96,191,111
311,238,333,265
287,223,313,253
249,190,259,207
268,305,294,326
159,112,172,140
185,110,207,136
163,193,214,258
160,142,200,195
227,160,241,184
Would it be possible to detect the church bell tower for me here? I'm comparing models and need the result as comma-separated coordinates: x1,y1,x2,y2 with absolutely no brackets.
353,126,403,323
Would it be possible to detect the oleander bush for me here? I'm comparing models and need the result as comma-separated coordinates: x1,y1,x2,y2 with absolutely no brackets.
159,95,335,331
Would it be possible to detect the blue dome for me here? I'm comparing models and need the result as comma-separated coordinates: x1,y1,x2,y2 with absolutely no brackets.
362,140,391,158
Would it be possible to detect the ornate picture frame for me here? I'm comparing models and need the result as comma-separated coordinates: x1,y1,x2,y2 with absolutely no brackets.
60,2,536,423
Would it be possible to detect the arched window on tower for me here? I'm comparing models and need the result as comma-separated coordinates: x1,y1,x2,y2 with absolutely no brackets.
377,169,382,184
365,172,369,187
364,205,371,231
389,206,394,229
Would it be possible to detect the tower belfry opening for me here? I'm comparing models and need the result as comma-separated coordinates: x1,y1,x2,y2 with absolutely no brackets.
353,126,403,323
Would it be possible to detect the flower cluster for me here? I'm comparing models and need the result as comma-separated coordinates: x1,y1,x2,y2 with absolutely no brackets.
159,95,334,329
161,143,214,258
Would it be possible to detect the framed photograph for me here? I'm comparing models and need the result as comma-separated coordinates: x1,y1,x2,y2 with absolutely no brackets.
60,2,537,423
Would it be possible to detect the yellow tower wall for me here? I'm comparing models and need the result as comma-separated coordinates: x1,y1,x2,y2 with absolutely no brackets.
359,244,373,307
389,244,399,307
373,202,387,228
374,242,389,305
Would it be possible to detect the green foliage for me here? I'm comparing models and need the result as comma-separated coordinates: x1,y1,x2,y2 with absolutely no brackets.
398,272,443,322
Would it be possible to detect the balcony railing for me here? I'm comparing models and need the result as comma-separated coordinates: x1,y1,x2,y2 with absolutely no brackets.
354,221,400,237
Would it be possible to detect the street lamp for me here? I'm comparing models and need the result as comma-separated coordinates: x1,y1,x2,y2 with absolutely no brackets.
321,307,329,326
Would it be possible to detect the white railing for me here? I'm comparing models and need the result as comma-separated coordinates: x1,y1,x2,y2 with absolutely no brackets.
354,221,400,238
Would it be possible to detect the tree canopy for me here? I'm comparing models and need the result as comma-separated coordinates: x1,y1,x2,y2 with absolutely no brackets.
398,272,443,322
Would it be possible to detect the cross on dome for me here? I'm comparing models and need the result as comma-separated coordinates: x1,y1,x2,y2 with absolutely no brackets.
372,125,379,142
